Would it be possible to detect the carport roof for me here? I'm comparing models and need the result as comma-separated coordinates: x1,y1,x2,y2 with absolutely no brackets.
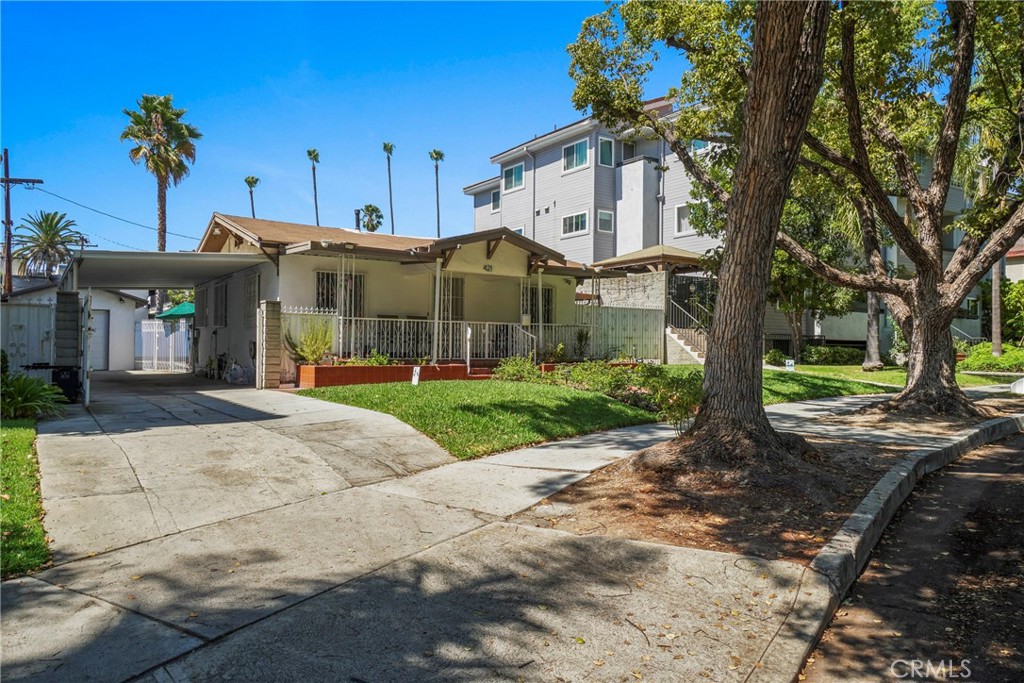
72,250,266,289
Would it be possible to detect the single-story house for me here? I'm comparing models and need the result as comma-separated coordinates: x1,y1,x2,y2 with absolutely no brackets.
191,214,621,383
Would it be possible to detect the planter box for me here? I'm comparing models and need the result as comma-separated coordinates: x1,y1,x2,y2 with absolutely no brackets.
298,363,472,388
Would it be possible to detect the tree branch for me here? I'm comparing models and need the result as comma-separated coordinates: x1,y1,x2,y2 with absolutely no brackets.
665,35,749,82
775,231,905,296
642,109,731,204
945,201,1024,307
928,1,978,210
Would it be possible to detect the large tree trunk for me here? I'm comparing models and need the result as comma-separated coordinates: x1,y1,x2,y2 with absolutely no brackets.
647,0,832,469
862,291,884,370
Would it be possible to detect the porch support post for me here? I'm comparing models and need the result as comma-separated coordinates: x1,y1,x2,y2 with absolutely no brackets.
431,257,442,364
256,300,281,389
536,267,544,357
337,254,343,356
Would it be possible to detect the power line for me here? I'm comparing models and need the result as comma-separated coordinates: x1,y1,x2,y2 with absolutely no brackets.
90,233,145,251
25,185,201,241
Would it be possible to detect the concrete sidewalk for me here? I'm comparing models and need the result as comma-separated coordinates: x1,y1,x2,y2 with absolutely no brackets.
2,386,1016,682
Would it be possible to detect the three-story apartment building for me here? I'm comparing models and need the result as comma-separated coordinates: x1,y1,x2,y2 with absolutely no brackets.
464,100,984,360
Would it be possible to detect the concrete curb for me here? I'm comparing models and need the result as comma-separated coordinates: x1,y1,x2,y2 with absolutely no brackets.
757,412,1024,683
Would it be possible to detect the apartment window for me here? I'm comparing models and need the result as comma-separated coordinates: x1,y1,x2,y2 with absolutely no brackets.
598,137,614,167
562,211,588,236
966,297,979,318
503,163,523,191
622,142,636,160
511,226,525,236
562,139,589,172
213,282,228,327
490,189,500,212
690,139,709,153
243,273,259,327
675,205,694,235
597,210,614,233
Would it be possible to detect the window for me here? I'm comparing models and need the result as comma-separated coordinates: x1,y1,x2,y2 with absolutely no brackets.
316,271,364,316
490,189,501,212
598,137,614,167
597,210,614,233
213,282,228,327
243,273,259,327
622,142,636,160
690,139,709,153
562,211,588,236
195,286,209,327
562,139,589,172
511,226,525,236
966,297,979,318
315,271,337,311
675,205,693,235
438,276,465,321
503,163,523,191
521,285,554,325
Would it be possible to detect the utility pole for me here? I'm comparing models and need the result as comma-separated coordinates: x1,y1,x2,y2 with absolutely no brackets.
2,149,45,296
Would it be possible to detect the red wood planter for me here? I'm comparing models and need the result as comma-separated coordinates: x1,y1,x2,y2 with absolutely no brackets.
298,363,474,388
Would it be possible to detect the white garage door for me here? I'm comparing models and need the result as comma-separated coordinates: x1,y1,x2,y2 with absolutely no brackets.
89,309,110,371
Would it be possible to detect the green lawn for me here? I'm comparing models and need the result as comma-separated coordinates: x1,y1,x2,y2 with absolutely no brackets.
794,365,1020,388
300,380,656,459
1,420,49,578
661,366,892,404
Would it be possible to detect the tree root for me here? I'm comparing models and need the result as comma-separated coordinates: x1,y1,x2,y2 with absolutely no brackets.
863,386,991,419
626,420,842,506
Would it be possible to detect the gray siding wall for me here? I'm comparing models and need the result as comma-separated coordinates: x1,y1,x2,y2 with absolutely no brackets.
660,148,721,256
528,131,598,264
593,133,618,263
472,190,503,231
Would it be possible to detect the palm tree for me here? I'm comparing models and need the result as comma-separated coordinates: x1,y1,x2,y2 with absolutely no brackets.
429,149,444,238
383,142,396,234
307,148,321,226
12,211,83,277
244,176,260,218
120,94,202,253
362,204,383,233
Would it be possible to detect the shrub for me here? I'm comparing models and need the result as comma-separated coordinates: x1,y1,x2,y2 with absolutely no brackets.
572,328,591,360
1,374,67,419
285,318,334,364
801,345,865,366
889,318,909,355
541,343,566,364
958,342,1024,373
952,338,974,357
1,349,8,378
565,360,631,395
364,349,391,366
493,355,542,382
764,348,788,367
650,369,703,436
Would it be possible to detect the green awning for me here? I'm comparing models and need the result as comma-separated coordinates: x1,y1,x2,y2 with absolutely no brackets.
156,302,194,319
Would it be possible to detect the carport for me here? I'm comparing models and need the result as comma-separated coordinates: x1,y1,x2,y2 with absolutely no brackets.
64,250,267,404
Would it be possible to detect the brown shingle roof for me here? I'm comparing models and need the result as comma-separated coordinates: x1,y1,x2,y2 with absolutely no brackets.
200,214,435,253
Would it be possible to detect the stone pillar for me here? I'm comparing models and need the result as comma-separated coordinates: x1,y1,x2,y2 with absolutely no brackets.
257,300,281,389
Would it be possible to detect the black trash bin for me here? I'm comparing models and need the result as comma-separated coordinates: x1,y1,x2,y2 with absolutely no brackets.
52,366,80,404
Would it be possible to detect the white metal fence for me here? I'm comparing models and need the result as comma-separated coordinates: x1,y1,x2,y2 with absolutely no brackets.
135,319,192,372
1,300,56,380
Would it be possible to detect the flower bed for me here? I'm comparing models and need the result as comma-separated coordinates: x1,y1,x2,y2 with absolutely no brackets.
298,363,477,388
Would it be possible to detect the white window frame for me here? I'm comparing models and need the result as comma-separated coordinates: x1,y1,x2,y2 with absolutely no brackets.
511,226,525,236
490,189,501,213
674,205,695,236
598,137,614,167
597,210,614,233
503,163,524,192
561,211,589,237
562,138,590,174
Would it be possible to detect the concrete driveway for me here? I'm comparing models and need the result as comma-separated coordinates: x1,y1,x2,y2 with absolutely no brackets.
36,372,454,561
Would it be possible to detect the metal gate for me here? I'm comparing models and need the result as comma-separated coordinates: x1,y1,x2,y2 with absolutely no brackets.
0,299,56,380
135,319,192,372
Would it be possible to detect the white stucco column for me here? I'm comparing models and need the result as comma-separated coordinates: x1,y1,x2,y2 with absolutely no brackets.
431,257,442,364
536,267,544,355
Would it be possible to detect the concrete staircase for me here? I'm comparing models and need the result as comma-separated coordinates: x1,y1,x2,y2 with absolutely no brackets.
666,327,706,365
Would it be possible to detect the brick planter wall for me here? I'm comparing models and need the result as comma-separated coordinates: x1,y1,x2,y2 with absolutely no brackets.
298,363,473,388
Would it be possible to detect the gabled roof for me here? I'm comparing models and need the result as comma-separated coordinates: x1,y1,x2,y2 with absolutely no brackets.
198,213,434,253
592,244,703,271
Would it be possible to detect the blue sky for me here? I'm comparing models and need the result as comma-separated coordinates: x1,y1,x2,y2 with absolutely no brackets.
1,1,684,252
